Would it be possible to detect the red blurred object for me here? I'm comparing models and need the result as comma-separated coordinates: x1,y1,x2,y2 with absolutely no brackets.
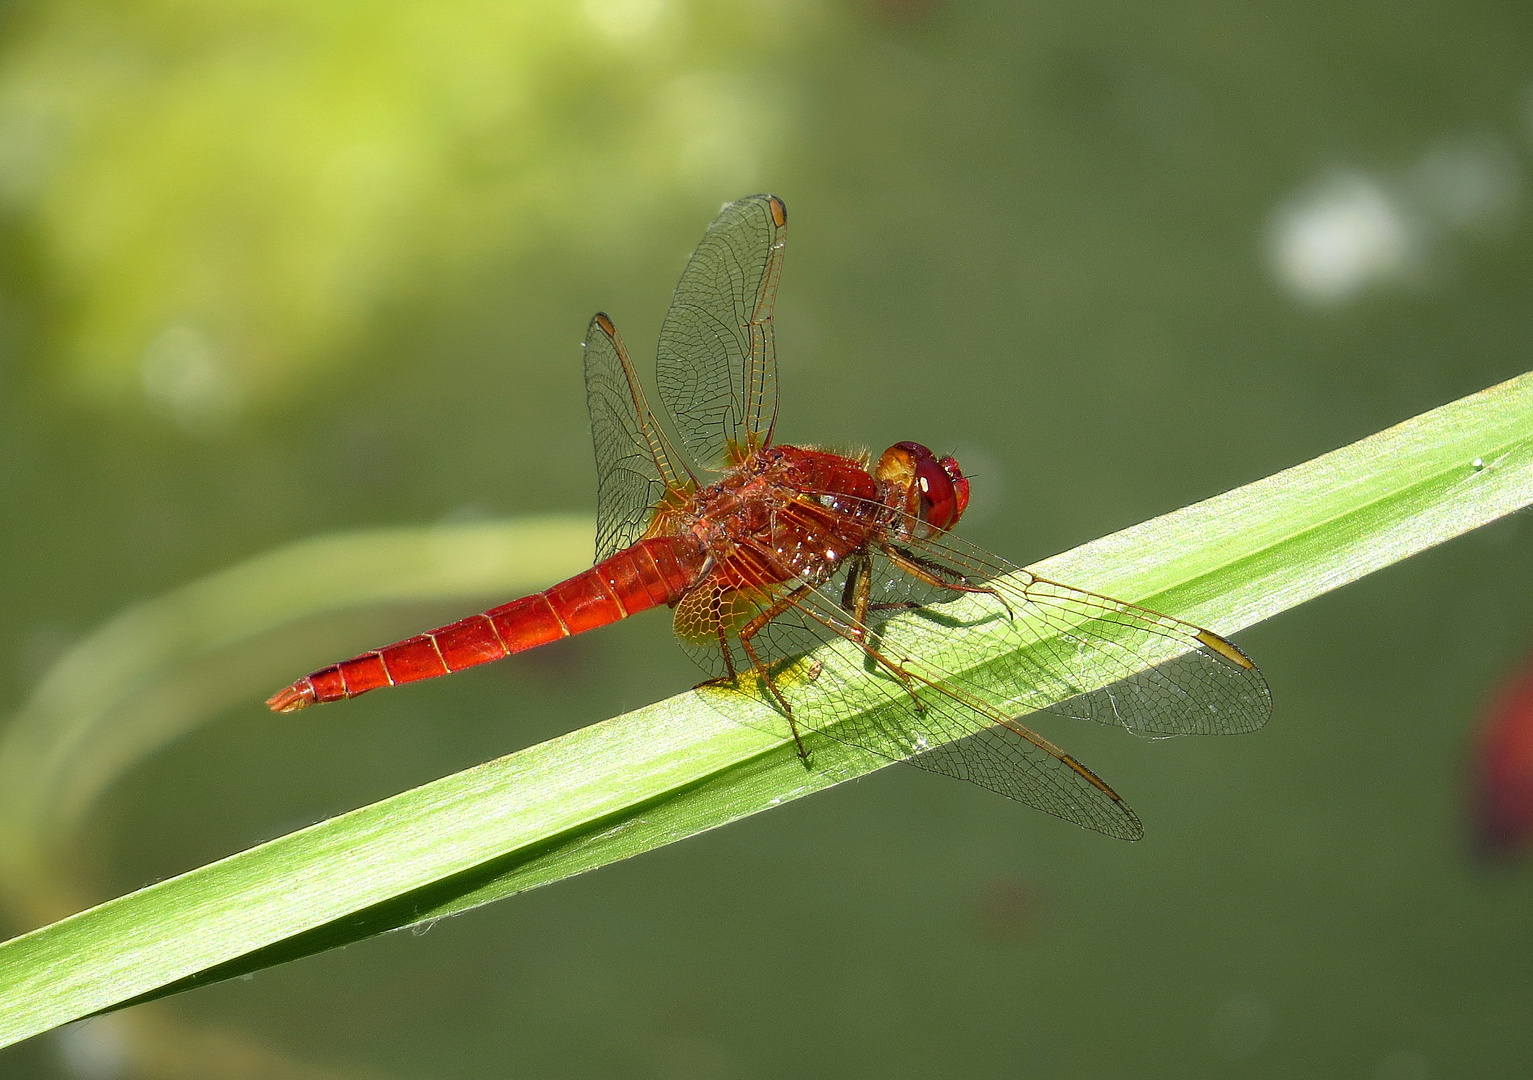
973,875,1042,942
1473,658,1533,855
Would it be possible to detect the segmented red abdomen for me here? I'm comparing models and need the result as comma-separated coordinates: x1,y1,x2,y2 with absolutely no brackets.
266,535,704,711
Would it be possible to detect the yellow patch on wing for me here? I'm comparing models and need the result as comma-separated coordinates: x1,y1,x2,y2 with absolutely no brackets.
1197,628,1255,670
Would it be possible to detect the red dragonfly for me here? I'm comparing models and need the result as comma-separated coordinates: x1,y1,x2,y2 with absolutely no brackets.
269,194,1271,839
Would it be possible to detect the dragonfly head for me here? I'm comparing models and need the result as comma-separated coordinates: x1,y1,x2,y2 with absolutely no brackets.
876,441,971,535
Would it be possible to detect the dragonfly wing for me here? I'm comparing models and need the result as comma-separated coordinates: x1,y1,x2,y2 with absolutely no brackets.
684,566,1144,838
1000,574,1270,735
655,194,786,470
676,500,1269,836
905,707,1143,840
584,313,693,562
884,529,1273,738
672,574,824,682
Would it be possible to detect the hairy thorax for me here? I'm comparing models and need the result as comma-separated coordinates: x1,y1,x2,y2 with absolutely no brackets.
681,445,886,590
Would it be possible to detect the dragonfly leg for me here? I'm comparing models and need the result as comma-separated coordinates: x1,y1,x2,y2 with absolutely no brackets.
839,552,925,711
736,584,818,763
857,638,928,718
786,591,941,758
843,550,923,631
693,601,741,693
715,620,738,680
738,635,811,763
787,574,932,723
882,544,1016,620
839,551,873,643
839,551,929,634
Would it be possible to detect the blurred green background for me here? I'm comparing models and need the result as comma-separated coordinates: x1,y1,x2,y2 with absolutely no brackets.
3,0,1533,1077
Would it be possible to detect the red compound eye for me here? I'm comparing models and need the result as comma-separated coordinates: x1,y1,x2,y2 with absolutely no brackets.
889,441,969,533
938,454,971,527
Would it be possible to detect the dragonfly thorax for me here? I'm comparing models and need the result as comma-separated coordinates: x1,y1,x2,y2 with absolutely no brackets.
682,444,883,589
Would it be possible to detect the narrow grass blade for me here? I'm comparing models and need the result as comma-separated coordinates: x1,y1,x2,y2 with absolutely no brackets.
0,516,594,929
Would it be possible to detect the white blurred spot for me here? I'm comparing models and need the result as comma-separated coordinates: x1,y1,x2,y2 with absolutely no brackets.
140,324,242,437
56,1019,128,1080
1407,134,1519,232
1373,1049,1431,1080
584,0,672,43
1269,132,1522,308
1207,994,1273,1060
1267,171,1416,306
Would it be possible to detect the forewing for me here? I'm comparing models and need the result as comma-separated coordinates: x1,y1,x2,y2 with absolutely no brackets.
683,559,1144,839
675,500,1269,837
885,529,1273,738
584,313,692,561
655,194,786,470
998,574,1271,735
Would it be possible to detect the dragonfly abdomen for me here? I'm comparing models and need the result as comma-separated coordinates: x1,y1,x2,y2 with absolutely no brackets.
266,535,703,711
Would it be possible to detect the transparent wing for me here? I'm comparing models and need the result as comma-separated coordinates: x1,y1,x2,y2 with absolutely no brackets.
584,313,693,561
884,528,1272,739
678,560,1144,839
676,502,1270,839
655,194,786,470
